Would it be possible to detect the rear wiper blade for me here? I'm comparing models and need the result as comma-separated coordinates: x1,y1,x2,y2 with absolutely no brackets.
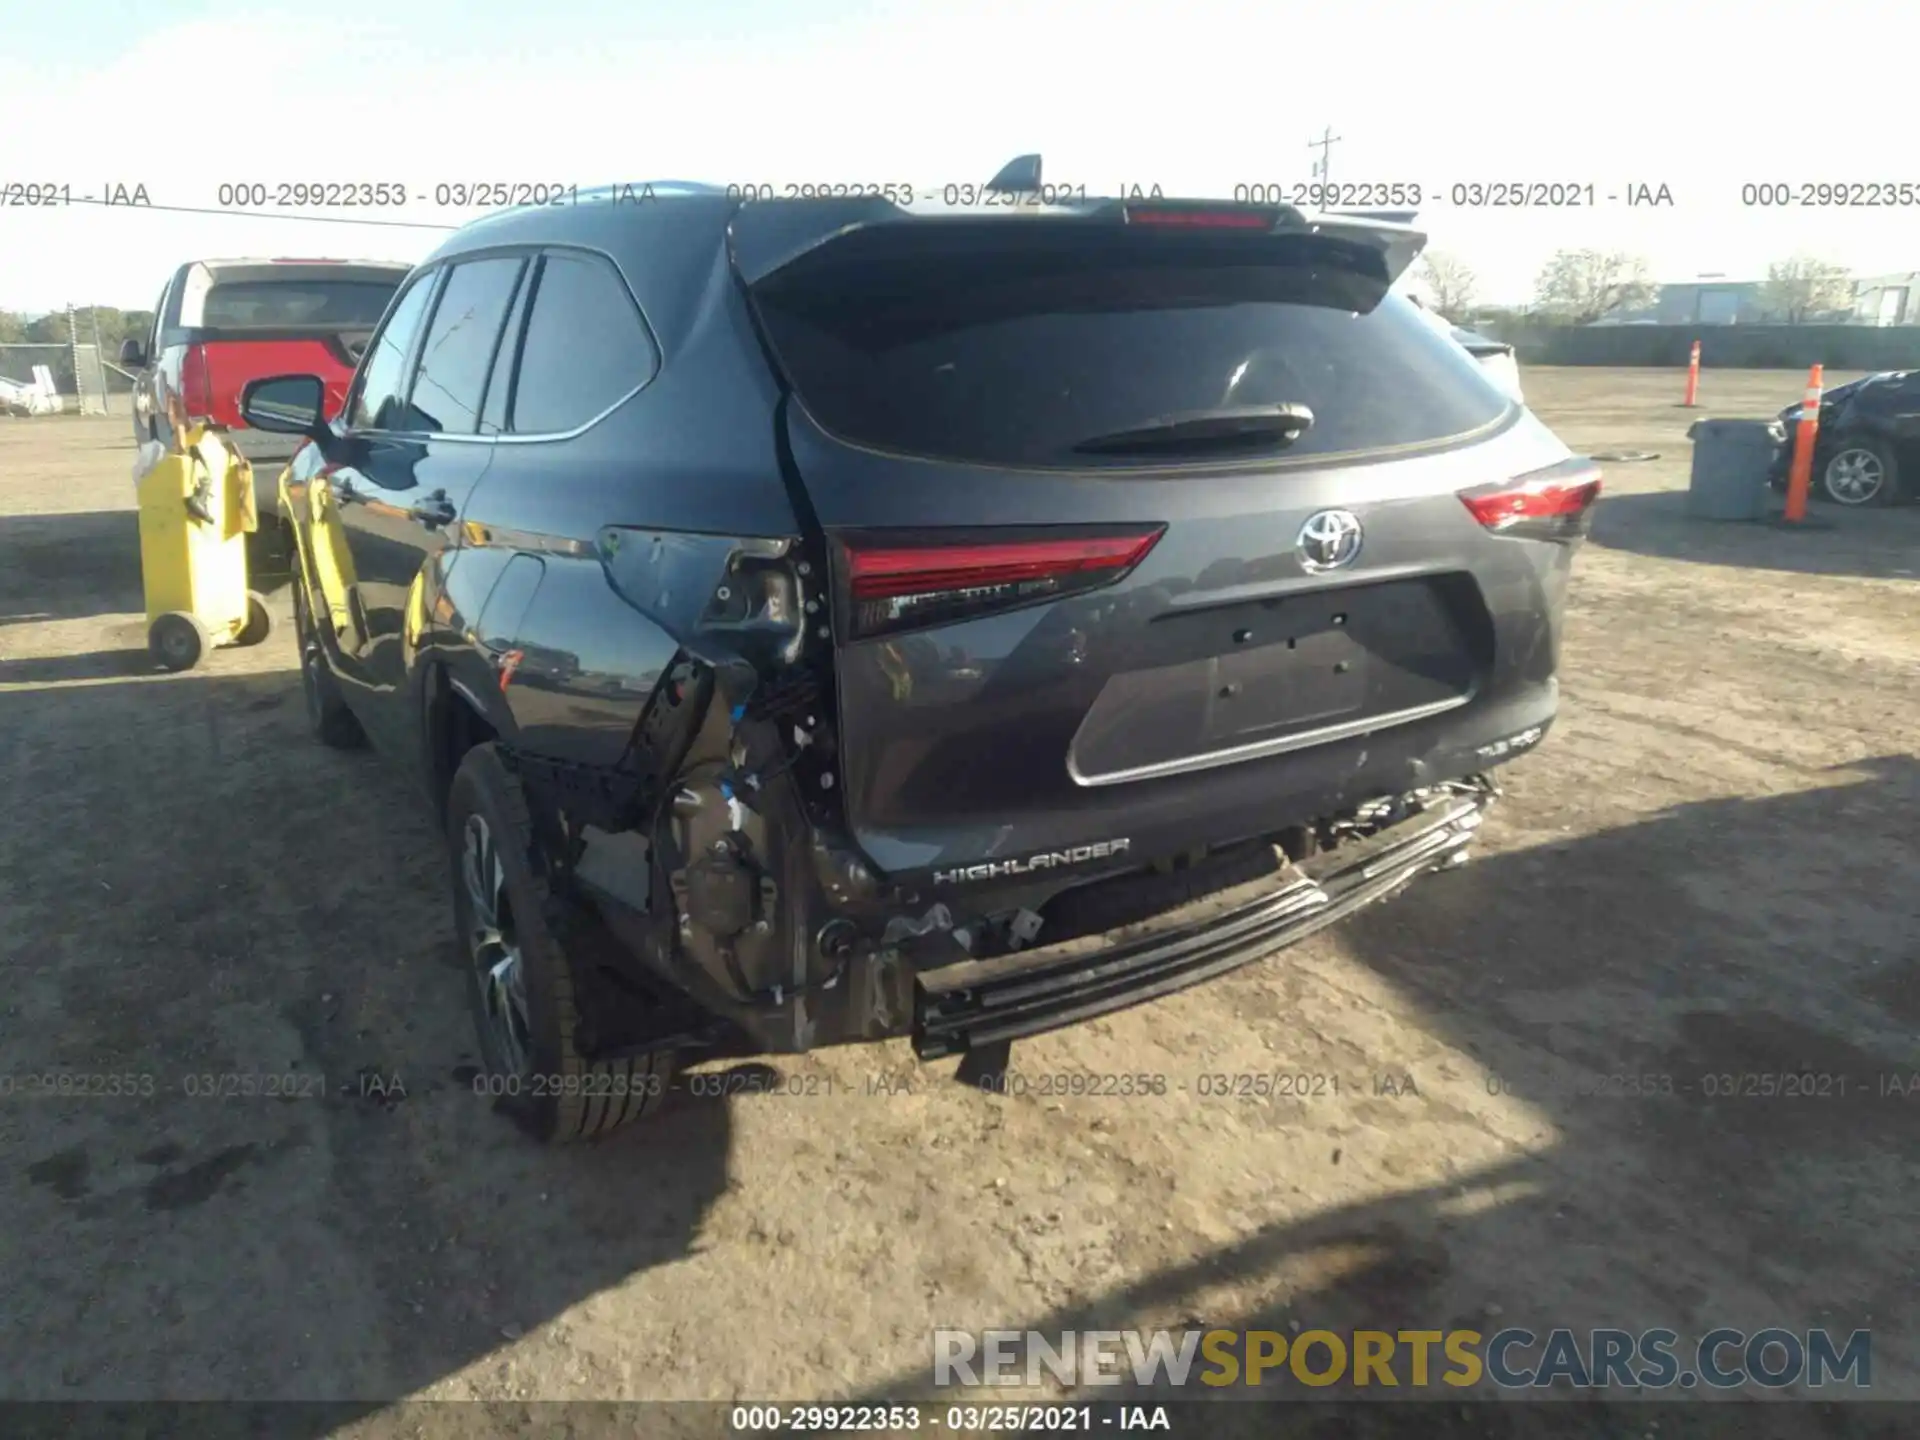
1069,403,1315,456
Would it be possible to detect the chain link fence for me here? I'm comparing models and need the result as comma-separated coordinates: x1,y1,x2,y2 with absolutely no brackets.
0,341,125,416
0,299,147,417
73,341,110,415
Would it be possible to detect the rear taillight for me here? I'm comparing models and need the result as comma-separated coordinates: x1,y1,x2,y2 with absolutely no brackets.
180,344,213,421
1458,457,1602,542
840,528,1164,639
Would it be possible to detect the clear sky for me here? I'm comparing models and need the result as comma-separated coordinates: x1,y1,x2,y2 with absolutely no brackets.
1,0,1914,313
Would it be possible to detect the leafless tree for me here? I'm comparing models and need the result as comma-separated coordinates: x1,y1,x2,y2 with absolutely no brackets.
1417,252,1479,321
1532,249,1657,324
1761,255,1854,324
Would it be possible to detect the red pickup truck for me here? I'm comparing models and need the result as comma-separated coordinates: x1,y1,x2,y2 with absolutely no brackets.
122,257,412,517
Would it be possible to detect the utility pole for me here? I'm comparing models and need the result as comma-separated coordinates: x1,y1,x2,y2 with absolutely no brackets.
65,302,80,413
1307,126,1343,186
89,305,108,410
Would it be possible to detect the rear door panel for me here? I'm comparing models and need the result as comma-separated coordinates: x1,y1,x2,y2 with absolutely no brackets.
323,258,518,761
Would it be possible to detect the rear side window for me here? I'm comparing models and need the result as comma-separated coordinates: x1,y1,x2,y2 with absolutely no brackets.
508,250,659,434
350,272,438,431
480,266,534,437
750,227,1512,467
406,256,525,435
203,280,400,329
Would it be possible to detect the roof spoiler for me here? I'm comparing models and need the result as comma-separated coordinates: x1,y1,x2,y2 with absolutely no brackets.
1324,207,1420,226
728,160,1428,292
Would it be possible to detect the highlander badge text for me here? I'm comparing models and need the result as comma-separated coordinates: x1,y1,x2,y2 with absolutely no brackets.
934,839,1132,887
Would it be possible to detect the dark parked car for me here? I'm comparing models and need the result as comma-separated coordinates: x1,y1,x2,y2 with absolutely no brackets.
121,257,411,516
1768,369,1920,507
241,168,1600,1144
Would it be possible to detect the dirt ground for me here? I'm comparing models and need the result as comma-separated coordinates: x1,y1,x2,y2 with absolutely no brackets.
2,370,1915,1436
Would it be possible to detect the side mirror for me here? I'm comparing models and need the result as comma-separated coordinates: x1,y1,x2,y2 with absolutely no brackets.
119,338,146,368
240,374,329,440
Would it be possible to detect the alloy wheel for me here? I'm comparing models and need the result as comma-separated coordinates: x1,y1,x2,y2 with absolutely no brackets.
1823,447,1885,506
462,813,533,1078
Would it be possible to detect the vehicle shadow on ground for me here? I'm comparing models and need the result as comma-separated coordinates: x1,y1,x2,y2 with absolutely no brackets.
0,647,159,683
0,668,732,1415
0,512,145,621
5,657,1913,1431
1589,490,1920,581
0,513,297,634
829,756,1919,1436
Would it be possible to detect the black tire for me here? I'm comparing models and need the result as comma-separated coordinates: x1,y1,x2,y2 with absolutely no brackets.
235,590,273,647
149,611,209,672
446,743,676,1143
1819,440,1899,508
292,582,366,749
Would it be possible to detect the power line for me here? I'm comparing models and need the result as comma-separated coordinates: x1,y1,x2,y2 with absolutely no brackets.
6,194,458,230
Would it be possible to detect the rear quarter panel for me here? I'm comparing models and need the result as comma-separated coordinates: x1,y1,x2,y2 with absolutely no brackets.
486,553,682,769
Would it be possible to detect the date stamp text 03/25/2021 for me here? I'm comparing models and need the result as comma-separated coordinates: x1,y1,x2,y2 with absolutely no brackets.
17,177,1920,212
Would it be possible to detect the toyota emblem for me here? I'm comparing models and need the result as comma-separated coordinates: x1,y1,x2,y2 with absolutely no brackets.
1296,509,1364,572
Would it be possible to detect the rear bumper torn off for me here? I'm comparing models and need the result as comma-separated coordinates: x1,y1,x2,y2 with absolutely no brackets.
912,783,1492,1058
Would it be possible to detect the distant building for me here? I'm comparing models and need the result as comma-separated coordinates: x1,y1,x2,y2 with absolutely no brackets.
1589,275,1889,326
1651,280,1778,325
1581,281,1769,326
1851,273,1920,326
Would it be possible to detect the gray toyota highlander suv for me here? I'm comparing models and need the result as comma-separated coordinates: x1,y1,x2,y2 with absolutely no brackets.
239,158,1598,1143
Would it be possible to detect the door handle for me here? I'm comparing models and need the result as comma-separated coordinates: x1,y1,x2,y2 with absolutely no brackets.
408,491,457,529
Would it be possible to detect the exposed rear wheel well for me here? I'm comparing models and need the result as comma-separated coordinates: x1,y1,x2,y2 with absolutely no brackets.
426,667,498,823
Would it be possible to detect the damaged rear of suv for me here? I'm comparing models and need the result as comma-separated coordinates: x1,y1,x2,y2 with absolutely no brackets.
244,163,1598,1143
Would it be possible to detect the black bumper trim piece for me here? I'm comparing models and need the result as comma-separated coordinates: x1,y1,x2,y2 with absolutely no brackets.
912,789,1489,1059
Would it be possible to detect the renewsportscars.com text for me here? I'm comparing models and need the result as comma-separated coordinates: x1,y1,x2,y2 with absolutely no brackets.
933,1327,1871,1391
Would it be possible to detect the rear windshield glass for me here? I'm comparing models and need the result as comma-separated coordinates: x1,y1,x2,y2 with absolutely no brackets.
203,281,401,329
751,228,1512,467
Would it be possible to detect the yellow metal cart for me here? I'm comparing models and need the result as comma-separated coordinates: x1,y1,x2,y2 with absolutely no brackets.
135,425,273,672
